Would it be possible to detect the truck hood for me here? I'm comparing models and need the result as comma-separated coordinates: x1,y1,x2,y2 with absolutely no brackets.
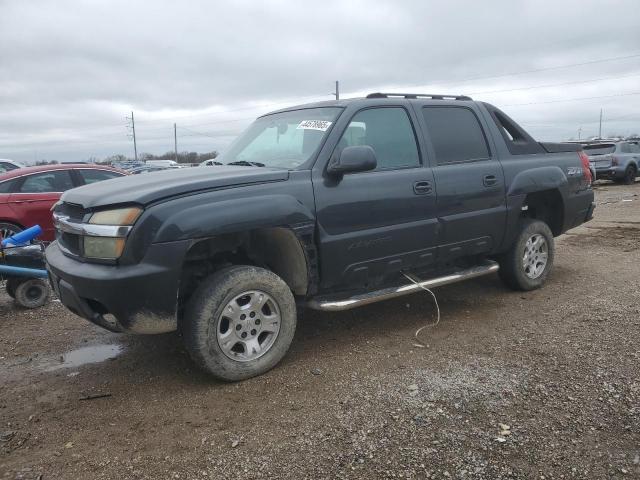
61,166,289,209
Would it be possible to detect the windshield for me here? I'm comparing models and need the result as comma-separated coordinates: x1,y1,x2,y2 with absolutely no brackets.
583,144,616,155
218,107,342,169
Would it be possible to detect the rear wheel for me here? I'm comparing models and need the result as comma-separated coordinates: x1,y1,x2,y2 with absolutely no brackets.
183,265,297,381
0,222,22,242
14,278,51,309
498,219,555,291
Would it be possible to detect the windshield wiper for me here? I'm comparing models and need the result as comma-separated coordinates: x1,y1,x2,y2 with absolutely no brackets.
226,160,265,167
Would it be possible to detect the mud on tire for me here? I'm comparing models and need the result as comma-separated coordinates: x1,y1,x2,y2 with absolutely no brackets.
183,265,297,381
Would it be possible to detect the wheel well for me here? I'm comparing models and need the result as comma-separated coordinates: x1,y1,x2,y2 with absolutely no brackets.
523,190,564,236
0,220,24,228
178,227,310,314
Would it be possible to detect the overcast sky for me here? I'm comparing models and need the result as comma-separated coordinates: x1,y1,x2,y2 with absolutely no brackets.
1,0,639,163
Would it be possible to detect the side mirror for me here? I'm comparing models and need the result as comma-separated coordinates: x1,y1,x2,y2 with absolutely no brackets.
327,145,377,176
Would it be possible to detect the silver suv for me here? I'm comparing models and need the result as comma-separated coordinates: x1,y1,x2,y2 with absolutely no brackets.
584,141,640,184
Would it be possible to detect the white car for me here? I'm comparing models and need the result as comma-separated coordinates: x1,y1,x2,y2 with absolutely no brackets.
0,159,25,173
200,159,222,166
145,160,179,168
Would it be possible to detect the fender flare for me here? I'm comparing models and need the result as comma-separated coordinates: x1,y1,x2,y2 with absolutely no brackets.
507,166,568,197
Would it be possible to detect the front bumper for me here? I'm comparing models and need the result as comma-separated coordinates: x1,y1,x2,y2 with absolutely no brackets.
45,240,190,334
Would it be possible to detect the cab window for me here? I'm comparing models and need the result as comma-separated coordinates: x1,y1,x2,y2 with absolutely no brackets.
336,107,420,170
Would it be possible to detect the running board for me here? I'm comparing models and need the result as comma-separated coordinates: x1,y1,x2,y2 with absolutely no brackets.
306,260,499,312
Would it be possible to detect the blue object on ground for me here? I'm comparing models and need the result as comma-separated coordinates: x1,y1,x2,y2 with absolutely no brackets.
1,225,42,247
0,264,49,278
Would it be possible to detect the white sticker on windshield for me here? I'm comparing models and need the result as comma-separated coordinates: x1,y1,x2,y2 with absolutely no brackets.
297,120,332,131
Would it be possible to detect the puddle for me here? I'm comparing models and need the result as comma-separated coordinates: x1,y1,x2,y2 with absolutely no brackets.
46,344,123,371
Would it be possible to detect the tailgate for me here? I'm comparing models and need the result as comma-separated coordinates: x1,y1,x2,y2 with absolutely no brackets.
588,154,612,169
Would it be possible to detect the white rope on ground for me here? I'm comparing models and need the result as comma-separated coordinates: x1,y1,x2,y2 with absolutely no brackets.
402,271,441,347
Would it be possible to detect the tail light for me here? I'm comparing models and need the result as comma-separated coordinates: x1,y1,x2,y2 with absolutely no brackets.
578,150,592,185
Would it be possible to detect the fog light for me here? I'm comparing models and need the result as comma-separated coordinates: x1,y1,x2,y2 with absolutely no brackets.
83,236,125,259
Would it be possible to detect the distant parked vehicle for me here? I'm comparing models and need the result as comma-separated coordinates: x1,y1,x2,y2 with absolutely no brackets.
583,141,640,184
200,159,223,166
0,159,25,173
128,165,169,175
146,160,181,168
111,161,145,171
0,164,126,241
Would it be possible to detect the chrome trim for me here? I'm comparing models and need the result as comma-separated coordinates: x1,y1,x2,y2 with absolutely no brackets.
53,212,132,238
306,260,499,312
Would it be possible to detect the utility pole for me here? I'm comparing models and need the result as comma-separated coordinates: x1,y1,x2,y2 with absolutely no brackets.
126,111,138,162
335,80,340,100
174,123,178,162
578,127,582,140
598,108,603,139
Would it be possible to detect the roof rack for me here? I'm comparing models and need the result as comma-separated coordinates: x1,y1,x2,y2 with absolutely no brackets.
366,92,472,101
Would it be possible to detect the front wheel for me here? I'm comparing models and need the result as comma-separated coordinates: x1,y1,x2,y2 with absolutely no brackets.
14,278,51,308
183,265,297,381
498,219,555,291
0,222,22,242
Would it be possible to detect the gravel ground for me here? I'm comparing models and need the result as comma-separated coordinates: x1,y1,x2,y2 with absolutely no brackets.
1,181,639,480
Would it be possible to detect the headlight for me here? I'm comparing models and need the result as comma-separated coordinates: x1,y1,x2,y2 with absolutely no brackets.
83,236,126,259
89,207,142,226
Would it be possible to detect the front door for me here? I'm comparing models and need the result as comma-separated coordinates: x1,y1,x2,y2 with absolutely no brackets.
313,106,439,291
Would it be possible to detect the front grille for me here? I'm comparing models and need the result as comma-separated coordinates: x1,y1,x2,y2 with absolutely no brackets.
59,231,81,256
55,202,87,257
57,202,87,222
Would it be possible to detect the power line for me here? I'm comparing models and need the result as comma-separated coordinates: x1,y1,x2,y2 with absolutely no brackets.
503,91,640,107
468,72,640,95
178,125,222,139
407,52,640,89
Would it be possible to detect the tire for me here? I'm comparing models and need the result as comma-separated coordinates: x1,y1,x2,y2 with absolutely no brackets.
622,165,637,185
498,219,555,291
14,278,51,309
183,265,297,381
0,222,22,242
5,278,22,299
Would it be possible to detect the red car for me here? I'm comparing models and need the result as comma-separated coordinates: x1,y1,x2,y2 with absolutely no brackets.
0,164,127,242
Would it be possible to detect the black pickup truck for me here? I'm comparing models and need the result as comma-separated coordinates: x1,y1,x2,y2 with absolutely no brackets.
46,93,595,380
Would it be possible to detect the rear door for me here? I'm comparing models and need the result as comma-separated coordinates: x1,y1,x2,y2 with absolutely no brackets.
8,170,75,240
416,103,506,259
313,104,439,290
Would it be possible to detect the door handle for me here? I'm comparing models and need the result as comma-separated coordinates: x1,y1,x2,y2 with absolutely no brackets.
483,174,498,187
413,181,432,195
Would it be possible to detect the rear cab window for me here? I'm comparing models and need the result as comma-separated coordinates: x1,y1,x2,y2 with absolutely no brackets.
422,106,490,165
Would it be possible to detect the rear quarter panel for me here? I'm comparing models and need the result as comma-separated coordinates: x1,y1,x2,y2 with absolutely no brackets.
477,105,593,250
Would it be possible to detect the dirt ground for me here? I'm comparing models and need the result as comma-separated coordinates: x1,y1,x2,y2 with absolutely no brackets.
1,181,639,480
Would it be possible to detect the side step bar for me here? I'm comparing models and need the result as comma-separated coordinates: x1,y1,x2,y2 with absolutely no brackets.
306,260,499,312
